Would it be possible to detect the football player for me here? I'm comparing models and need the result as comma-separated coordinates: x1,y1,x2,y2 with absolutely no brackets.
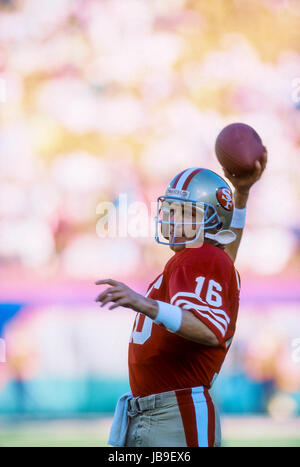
95,155,267,447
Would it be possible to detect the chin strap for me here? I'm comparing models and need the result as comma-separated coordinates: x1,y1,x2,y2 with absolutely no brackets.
204,229,237,245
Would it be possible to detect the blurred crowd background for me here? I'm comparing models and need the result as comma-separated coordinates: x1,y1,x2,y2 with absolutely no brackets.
0,0,300,426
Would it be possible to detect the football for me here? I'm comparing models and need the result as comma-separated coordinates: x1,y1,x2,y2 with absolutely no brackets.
215,123,265,176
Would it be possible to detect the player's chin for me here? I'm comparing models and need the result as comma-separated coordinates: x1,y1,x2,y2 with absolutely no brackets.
169,239,187,252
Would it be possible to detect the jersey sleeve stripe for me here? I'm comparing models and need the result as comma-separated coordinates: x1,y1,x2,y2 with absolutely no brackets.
174,299,229,329
171,293,230,323
171,291,206,304
200,307,230,324
193,311,226,337
174,300,227,337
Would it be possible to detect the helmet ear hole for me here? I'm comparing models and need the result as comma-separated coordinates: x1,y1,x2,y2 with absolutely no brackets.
205,205,220,230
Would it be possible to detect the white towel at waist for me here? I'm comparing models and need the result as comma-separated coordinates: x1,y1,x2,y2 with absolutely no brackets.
108,391,133,447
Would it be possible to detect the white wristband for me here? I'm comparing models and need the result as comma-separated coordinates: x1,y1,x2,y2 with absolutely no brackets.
231,207,247,229
154,301,182,333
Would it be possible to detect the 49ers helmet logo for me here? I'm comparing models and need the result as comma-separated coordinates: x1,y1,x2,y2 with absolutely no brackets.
216,187,234,211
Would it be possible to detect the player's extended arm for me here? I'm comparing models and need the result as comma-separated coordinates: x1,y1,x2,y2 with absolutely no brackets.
224,149,267,263
95,279,219,346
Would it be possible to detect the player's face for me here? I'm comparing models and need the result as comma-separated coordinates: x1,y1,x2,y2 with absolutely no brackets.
160,202,204,251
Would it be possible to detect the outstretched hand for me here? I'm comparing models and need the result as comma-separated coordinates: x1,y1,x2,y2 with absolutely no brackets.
95,279,143,310
222,146,267,194
95,279,158,317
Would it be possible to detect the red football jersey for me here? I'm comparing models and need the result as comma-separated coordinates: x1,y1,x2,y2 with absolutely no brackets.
128,243,240,397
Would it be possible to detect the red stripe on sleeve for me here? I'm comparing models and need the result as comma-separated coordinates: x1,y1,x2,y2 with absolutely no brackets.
175,389,199,447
